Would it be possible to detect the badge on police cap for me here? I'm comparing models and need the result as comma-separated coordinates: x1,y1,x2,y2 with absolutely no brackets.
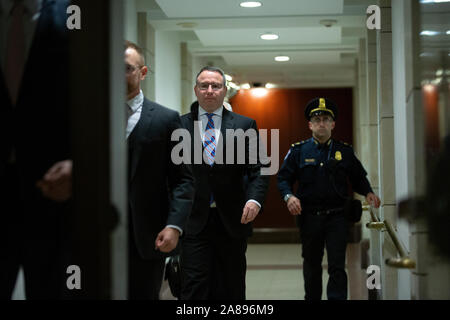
304,97,338,121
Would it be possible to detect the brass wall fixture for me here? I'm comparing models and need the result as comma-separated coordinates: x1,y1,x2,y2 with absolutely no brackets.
363,204,416,269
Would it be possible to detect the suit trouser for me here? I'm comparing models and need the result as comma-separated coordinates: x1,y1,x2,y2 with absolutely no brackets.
127,210,165,300
180,208,247,300
299,211,349,300
0,164,68,300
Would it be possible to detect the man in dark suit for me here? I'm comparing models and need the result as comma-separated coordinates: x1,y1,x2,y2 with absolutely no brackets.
125,41,194,300
0,0,72,299
180,66,270,300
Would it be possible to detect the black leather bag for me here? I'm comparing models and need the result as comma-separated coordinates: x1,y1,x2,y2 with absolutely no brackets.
344,199,363,223
164,254,182,298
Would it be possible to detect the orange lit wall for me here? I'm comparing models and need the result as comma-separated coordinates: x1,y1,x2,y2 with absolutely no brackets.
423,85,440,158
230,88,354,228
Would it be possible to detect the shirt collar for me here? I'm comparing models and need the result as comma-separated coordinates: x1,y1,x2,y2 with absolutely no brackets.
313,137,332,148
198,105,223,118
126,90,144,113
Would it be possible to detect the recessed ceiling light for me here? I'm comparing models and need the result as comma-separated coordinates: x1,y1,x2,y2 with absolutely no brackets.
447,30,450,35
421,0,450,3
275,56,290,62
265,83,277,89
420,30,440,36
240,2,262,8
176,22,198,28
260,33,279,40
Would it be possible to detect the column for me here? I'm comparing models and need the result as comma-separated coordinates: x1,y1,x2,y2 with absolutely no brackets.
376,0,398,300
365,26,383,299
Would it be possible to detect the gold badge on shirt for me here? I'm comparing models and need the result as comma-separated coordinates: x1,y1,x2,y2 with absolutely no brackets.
335,151,342,161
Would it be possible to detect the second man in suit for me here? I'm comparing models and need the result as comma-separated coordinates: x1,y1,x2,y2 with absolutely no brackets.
180,66,270,300
125,41,194,299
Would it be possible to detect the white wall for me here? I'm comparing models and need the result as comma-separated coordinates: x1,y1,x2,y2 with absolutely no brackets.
392,0,411,300
155,31,182,112
124,0,137,43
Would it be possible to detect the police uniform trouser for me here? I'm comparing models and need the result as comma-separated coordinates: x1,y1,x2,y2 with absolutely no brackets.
299,211,349,300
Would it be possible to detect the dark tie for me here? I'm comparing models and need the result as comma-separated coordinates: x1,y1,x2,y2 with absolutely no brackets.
203,113,216,166
5,0,25,105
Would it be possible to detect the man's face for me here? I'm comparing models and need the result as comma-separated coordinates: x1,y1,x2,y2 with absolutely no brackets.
125,47,147,97
308,114,335,141
194,71,227,112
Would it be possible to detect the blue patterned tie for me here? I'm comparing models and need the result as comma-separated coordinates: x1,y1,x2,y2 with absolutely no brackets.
203,113,216,166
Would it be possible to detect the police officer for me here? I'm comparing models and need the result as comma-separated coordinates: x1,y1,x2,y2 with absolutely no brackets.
277,97,380,300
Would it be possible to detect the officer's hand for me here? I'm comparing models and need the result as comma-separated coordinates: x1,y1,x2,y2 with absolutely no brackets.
155,227,180,253
366,192,381,209
287,196,302,215
241,202,260,224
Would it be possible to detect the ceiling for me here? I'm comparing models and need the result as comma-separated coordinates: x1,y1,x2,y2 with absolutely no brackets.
419,1,450,83
137,0,376,88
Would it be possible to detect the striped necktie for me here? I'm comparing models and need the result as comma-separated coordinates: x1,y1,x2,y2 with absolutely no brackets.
5,1,26,105
203,113,216,166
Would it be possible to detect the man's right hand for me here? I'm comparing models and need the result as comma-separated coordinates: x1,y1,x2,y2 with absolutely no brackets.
287,196,302,215
36,160,72,202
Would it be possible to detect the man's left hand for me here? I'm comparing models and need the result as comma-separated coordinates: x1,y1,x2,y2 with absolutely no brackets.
366,192,381,208
36,160,72,202
155,227,180,253
241,202,260,224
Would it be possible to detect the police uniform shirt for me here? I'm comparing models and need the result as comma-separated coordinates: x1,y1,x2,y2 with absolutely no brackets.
277,137,373,210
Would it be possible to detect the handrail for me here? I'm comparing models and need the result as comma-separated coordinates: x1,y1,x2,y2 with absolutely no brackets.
364,203,385,230
383,219,416,269
363,204,416,269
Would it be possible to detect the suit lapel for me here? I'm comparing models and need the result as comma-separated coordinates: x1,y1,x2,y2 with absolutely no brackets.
218,108,234,164
14,0,57,107
0,68,12,109
187,103,204,165
129,99,155,183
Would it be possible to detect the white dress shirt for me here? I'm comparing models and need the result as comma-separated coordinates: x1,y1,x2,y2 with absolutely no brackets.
198,105,223,146
198,105,261,209
126,90,143,139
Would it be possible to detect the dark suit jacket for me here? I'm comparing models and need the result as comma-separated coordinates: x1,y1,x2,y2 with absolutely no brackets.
0,0,69,207
128,98,194,260
180,102,269,239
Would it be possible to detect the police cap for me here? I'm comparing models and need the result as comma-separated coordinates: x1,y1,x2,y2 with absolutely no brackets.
304,97,338,121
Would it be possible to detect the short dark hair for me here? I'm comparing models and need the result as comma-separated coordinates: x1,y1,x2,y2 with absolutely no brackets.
196,66,227,87
125,40,145,66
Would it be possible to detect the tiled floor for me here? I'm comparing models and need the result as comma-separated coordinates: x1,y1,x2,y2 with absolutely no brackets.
246,243,368,300
13,243,368,300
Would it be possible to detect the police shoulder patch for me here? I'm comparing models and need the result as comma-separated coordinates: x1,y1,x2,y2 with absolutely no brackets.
337,140,353,148
291,140,307,148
